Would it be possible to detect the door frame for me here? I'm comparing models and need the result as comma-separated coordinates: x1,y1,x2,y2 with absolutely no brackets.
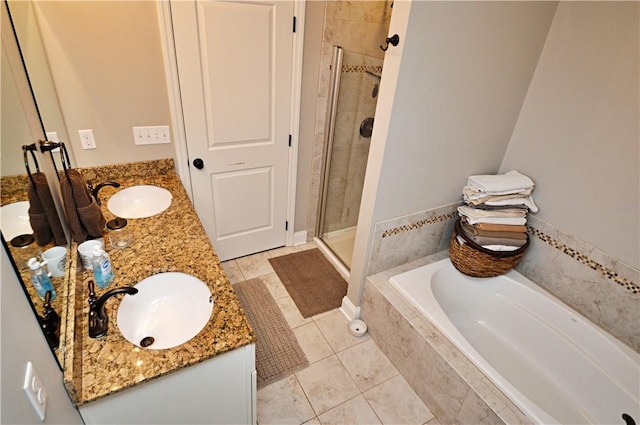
156,0,305,248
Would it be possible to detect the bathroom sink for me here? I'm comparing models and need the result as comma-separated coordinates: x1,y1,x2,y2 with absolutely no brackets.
1,201,33,240
107,185,172,219
116,272,213,349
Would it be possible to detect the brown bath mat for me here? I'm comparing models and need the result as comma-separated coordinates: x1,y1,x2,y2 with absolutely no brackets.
234,277,309,388
269,248,347,318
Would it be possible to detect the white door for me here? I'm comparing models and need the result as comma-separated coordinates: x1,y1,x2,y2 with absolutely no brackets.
171,0,294,261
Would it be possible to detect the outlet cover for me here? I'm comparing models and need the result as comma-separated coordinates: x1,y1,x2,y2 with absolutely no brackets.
78,129,96,150
23,362,47,421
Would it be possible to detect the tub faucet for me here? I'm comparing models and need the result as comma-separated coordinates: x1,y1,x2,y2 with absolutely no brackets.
88,181,120,205
88,280,138,339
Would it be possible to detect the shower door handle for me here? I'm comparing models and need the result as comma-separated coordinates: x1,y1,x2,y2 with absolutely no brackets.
193,158,204,169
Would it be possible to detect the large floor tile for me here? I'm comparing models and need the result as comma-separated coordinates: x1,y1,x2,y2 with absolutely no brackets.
296,356,360,415
294,322,334,364
317,395,381,425
337,339,399,392
276,296,314,328
257,375,316,425
261,272,290,300
363,375,434,425
235,251,274,280
221,260,245,284
315,311,370,353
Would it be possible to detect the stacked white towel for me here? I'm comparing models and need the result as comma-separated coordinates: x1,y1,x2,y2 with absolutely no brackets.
457,170,538,251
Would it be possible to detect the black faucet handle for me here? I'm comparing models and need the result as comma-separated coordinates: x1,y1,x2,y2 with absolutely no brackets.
88,280,97,305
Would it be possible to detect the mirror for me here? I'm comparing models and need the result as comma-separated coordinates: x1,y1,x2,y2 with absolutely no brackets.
1,0,68,368
2,0,176,369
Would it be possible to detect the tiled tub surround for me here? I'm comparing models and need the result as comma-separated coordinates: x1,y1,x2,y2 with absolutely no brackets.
365,204,639,352
517,215,639,352
63,159,255,405
367,202,460,276
362,251,532,425
361,205,639,423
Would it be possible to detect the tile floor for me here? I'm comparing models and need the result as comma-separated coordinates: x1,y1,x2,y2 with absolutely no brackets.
221,243,440,425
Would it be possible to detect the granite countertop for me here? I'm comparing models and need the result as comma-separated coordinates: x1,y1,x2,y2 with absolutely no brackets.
63,160,255,405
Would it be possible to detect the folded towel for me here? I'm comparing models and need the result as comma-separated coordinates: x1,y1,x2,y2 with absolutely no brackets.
457,205,527,220
482,244,521,252
461,215,527,226
466,234,527,248
463,186,533,201
463,186,538,213
27,172,67,246
467,170,534,195
483,195,538,213
460,222,527,240
465,221,528,233
60,169,105,243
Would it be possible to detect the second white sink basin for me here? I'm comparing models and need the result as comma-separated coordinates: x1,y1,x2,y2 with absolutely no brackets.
107,185,172,219
1,201,33,240
117,272,213,349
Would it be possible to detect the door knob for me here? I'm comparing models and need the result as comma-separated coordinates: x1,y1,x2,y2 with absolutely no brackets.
193,158,204,169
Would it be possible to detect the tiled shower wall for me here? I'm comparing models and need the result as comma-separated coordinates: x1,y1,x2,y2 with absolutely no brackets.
306,1,393,239
367,205,640,352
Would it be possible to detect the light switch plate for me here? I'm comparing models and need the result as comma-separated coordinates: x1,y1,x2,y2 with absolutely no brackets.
133,126,171,145
23,362,47,421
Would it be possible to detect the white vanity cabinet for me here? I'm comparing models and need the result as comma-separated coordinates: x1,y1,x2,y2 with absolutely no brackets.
78,344,256,424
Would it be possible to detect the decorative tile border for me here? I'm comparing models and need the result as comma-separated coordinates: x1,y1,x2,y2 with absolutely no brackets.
378,209,639,295
381,212,458,238
341,64,383,74
527,225,639,295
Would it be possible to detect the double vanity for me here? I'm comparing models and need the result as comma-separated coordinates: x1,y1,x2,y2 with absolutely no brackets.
6,159,257,424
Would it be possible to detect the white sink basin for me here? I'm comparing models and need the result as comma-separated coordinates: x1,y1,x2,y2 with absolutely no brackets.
1,201,33,240
117,272,213,349
107,185,172,219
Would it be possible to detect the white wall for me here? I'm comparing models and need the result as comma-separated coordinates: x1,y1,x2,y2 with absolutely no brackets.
500,1,639,268
350,1,558,302
1,245,83,424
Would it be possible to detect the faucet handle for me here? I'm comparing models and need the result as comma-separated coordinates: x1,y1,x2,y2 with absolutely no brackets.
88,280,97,305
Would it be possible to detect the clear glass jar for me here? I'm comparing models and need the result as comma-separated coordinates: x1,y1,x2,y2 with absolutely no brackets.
106,218,133,249
10,234,42,270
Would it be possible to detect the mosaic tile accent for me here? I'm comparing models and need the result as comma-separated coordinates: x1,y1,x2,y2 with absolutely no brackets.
341,64,383,74
377,209,639,295
381,212,458,238
527,225,639,295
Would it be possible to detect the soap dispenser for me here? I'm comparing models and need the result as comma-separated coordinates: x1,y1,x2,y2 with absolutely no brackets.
91,246,115,288
27,257,56,300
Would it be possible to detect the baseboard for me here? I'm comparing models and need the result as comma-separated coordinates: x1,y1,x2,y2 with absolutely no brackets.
340,296,360,321
293,230,307,246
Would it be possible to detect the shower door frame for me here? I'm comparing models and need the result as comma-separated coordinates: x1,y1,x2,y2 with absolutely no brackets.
316,45,344,250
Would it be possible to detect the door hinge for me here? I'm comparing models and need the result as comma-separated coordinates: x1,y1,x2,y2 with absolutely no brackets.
293,16,297,33
288,134,292,147
285,221,289,231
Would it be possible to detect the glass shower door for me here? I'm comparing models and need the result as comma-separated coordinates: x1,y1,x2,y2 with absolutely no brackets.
318,46,383,269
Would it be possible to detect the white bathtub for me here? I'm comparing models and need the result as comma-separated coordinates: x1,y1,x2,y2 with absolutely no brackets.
389,258,639,425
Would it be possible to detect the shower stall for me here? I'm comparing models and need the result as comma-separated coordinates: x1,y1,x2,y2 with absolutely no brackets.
317,46,384,269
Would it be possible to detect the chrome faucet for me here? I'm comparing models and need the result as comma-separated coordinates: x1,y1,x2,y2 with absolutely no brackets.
87,181,120,205
88,280,138,339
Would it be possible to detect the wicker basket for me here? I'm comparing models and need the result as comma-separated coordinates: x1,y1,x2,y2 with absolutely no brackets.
449,218,529,278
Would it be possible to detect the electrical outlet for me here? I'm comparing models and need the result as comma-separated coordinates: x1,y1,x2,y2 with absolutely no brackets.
133,126,171,145
79,129,96,149
23,362,47,421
